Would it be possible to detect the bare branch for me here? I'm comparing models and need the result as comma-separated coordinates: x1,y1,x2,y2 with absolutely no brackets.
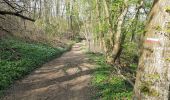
2,0,18,11
0,10,35,22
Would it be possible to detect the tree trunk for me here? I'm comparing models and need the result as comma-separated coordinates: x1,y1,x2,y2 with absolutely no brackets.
43,0,50,25
133,0,170,99
56,0,60,16
39,0,42,18
111,0,128,64
131,0,144,41
102,0,115,62
103,0,114,46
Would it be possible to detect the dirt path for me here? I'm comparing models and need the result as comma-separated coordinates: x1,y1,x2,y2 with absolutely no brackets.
1,42,95,100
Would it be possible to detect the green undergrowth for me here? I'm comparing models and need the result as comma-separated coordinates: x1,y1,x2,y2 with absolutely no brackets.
0,36,71,94
87,53,133,100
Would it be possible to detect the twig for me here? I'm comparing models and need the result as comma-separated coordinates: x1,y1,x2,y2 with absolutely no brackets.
114,65,135,87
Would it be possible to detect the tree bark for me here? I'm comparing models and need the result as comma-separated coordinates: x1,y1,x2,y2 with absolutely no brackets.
103,0,114,46
111,0,128,64
43,0,50,24
56,0,60,16
133,0,170,99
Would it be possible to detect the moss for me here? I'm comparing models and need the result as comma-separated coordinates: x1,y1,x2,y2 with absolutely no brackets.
140,81,159,97
143,30,148,34
140,84,150,95
149,89,159,97
166,29,170,33
154,25,162,31
165,6,170,13
146,74,160,80
166,22,170,28
140,81,152,94
165,58,170,62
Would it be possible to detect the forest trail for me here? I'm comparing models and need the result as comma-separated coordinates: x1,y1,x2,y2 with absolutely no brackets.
2,41,96,100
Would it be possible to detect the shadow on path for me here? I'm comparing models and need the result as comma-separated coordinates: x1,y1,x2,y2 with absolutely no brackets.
1,42,96,100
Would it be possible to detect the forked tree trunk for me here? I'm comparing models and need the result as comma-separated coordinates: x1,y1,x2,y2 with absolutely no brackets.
111,0,128,63
134,0,170,99
102,0,128,64
111,8,128,62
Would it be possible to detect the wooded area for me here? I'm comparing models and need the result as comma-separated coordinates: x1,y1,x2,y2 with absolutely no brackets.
0,0,170,99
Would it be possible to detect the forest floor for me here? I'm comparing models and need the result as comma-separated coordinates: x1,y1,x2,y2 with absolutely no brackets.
1,41,96,100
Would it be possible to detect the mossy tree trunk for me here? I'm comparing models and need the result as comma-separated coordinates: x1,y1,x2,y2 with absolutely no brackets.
102,0,128,64
134,0,170,99
110,0,128,64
